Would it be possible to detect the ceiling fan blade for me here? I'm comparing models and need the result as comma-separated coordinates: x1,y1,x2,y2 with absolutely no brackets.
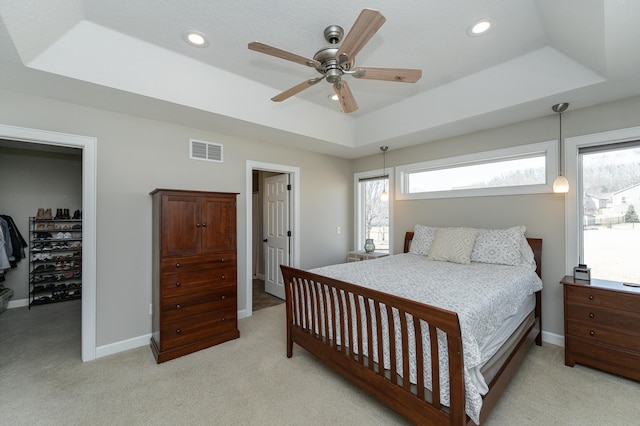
353,67,422,83
248,41,321,68
271,76,325,102
336,9,386,63
333,80,358,113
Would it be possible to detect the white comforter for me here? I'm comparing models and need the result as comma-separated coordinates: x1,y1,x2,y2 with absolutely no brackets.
309,253,543,424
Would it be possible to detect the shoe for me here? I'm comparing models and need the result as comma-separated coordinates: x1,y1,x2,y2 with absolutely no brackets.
73,210,82,219
36,208,45,219
54,209,62,220
64,209,70,219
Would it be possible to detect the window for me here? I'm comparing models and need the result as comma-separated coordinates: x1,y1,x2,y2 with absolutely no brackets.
579,141,640,283
396,141,557,200
355,170,391,253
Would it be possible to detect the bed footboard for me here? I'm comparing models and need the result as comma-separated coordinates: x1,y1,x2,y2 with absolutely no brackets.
281,265,467,425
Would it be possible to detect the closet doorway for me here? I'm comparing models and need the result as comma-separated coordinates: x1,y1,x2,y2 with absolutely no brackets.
0,124,96,361
245,161,300,317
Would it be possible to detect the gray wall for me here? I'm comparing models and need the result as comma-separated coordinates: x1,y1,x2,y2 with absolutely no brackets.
353,95,640,338
2,83,640,349
0,88,352,347
0,147,82,300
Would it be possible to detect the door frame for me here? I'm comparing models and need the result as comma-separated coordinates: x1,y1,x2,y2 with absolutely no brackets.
0,123,97,362
245,160,300,317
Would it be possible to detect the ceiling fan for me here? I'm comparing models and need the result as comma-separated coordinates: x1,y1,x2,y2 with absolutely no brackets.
248,8,422,113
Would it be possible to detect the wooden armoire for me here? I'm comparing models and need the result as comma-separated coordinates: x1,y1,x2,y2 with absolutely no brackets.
150,189,239,363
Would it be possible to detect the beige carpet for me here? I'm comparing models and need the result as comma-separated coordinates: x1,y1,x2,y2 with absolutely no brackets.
1,301,638,425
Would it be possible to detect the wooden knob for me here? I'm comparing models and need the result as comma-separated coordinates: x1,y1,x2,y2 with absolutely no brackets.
175,282,181,287
221,295,226,300
589,330,595,336
175,304,181,309
221,275,225,280
175,329,182,334
221,317,226,322
202,222,207,227
176,263,182,268
220,258,225,263
196,223,201,227
588,295,594,300
589,313,595,318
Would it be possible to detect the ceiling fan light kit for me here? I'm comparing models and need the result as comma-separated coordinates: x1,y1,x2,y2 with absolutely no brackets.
248,8,422,113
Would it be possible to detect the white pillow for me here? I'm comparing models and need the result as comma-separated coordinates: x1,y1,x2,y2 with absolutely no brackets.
408,225,438,256
471,226,525,266
427,227,478,264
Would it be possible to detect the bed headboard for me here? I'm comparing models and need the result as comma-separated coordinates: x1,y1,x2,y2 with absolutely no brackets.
403,231,542,279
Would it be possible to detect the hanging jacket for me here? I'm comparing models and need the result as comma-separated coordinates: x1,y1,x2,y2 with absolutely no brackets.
0,215,27,266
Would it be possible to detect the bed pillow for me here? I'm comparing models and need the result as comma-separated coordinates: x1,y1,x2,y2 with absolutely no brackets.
471,226,525,266
519,234,537,270
427,227,478,264
408,225,438,256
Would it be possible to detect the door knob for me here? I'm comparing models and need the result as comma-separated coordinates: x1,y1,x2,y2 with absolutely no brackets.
263,239,268,242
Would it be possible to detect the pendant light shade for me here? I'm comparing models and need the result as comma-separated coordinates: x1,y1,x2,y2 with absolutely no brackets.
380,146,389,201
552,102,569,193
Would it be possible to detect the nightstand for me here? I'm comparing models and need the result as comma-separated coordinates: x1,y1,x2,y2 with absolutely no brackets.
347,251,389,262
560,275,640,381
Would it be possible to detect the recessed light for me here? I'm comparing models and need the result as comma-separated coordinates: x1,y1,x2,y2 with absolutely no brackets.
466,18,495,37
328,93,338,101
182,30,209,47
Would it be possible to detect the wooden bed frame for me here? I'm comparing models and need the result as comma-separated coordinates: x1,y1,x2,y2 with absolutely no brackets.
280,232,542,425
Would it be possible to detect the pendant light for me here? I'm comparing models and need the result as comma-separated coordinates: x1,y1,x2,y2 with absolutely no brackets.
380,146,389,201
552,102,570,193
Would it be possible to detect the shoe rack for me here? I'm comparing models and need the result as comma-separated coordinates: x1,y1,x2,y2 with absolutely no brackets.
29,209,82,308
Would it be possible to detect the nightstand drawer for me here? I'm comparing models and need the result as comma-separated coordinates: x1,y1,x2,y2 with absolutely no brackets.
567,320,640,352
566,304,640,334
566,285,640,314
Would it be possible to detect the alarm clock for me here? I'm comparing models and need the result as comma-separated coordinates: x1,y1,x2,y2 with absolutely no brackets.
573,264,591,281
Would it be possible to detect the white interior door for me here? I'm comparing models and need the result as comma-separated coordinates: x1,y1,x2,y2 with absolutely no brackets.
263,173,289,299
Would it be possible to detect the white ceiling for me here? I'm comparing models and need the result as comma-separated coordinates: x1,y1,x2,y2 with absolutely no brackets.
1,0,639,159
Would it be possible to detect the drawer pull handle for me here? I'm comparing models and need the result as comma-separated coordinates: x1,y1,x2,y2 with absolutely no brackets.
196,223,201,228
175,328,182,334
221,317,226,322
588,295,594,300
176,263,182,268
175,304,181,309
589,330,595,336
221,295,226,300
589,313,595,319
175,282,181,287
221,275,226,280
220,258,225,263
202,222,207,228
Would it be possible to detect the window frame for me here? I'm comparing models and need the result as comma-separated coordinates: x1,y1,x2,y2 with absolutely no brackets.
354,168,394,253
395,140,558,200
565,125,640,275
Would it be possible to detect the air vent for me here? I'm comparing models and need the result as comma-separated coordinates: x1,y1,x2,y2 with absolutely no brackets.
190,139,223,163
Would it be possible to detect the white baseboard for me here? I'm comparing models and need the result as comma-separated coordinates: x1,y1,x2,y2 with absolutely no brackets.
95,333,151,359
542,330,564,347
7,297,29,309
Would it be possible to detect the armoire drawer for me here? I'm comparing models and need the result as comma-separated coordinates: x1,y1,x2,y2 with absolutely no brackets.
160,308,237,351
160,252,236,273
160,268,236,298
566,319,640,353
161,285,237,322
566,303,640,334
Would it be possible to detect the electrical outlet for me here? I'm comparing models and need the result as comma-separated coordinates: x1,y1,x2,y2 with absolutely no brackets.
337,226,341,234
149,303,152,315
